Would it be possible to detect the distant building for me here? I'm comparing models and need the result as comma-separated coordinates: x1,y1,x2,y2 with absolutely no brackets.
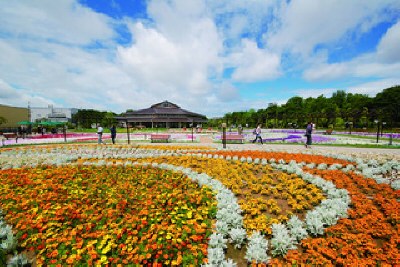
30,105,78,123
117,100,207,128
0,104,28,128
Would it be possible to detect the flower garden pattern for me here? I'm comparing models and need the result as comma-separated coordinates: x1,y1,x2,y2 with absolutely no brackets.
0,144,399,266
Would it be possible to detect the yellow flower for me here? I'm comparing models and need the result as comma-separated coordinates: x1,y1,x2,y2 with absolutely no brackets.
100,255,108,263
101,244,112,254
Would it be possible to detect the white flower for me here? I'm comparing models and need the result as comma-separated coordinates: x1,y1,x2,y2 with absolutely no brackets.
229,228,247,249
7,253,30,267
305,210,325,236
209,233,227,249
245,232,270,263
287,215,308,241
207,247,225,266
317,163,328,170
270,223,297,256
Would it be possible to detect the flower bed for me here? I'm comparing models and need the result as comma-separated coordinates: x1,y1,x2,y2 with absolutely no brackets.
0,144,399,266
0,164,215,266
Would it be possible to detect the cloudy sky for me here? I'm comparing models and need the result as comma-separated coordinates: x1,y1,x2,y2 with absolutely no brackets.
1,0,399,117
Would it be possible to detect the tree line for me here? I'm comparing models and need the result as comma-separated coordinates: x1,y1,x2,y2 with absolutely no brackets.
209,86,400,130
71,109,117,129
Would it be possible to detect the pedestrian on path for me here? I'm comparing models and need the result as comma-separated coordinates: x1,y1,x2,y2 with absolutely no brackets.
97,124,104,144
252,124,263,144
305,121,313,148
110,125,117,144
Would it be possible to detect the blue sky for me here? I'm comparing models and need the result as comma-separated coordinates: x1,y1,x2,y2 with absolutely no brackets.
1,0,400,117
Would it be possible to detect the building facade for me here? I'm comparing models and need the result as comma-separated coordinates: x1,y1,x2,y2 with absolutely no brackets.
0,104,28,128
30,105,78,123
117,101,207,128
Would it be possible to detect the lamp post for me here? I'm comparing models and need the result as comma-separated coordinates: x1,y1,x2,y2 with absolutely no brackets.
221,123,227,149
63,124,67,142
27,101,31,134
190,123,193,142
125,119,130,144
374,120,379,143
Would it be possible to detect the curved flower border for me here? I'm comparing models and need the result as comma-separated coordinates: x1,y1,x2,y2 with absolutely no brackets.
1,144,397,265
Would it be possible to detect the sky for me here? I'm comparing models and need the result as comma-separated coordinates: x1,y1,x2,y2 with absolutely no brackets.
0,0,400,118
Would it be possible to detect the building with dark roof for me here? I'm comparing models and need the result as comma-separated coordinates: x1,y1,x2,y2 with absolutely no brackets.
116,101,207,128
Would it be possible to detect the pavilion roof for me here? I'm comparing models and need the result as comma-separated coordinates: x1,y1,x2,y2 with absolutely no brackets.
118,100,207,119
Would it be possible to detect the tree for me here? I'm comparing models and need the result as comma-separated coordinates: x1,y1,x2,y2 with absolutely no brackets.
284,96,305,126
102,111,117,127
331,90,347,109
72,109,107,128
373,86,400,128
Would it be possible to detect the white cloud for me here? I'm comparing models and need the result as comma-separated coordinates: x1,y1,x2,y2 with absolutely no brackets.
0,0,114,45
230,39,281,82
206,0,277,42
147,0,207,41
0,79,20,100
0,1,135,112
0,79,56,108
117,0,224,110
296,88,339,99
303,19,400,85
348,79,400,96
303,63,348,81
376,21,400,63
216,82,240,102
266,0,400,55
0,0,230,117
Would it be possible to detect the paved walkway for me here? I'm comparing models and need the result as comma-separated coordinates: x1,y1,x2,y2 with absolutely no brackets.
199,135,214,143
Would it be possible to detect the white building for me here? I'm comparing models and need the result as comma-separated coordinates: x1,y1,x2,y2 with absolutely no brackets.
30,105,78,123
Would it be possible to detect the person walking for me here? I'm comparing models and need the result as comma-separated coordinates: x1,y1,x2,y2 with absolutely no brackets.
97,124,104,144
110,125,117,144
305,122,313,148
252,124,263,144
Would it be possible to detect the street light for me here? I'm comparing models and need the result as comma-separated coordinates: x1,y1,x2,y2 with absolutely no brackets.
190,123,193,142
221,123,227,149
63,124,67,142
125,119,130,144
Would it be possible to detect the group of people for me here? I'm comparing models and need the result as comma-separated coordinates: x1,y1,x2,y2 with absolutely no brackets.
252,122,314,148
97,123,314,146
97,124,117,144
